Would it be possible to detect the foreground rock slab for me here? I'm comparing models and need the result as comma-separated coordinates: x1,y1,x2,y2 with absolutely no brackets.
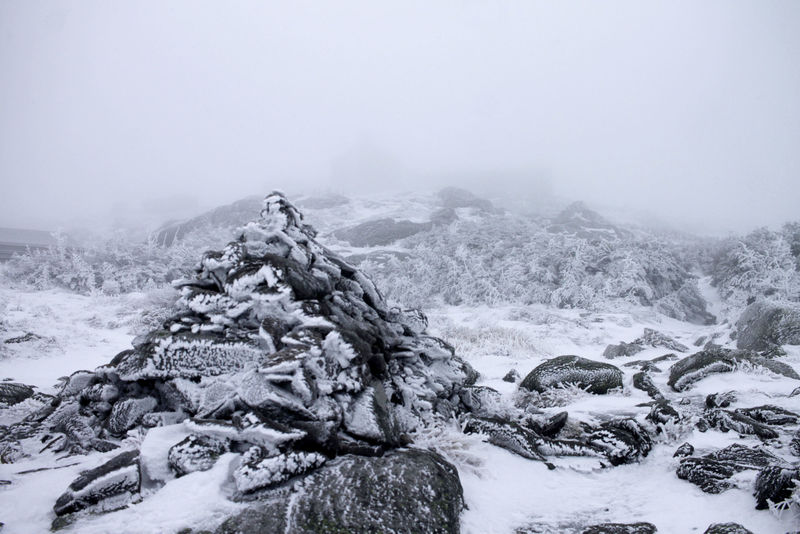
216,448,463,534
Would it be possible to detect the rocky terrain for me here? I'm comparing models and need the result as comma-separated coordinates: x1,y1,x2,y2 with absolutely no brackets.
0,190,799,533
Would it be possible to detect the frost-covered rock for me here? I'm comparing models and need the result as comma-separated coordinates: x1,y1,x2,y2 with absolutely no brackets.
586,418,652,466
233,446,327,494
520,356,623,395
703,524,754,534
53,450,140,517
735,300,800,351
673,442,694,458
503,369,520,383
676,444,782,494
632,372,663,401
0,382,34,407
462,415,549,463
753,465,800,510
604,328,688,359
734,405,799,426
167,434,229,477
702,409,779,440
667,347,799,392
216,449,463,534
581,523,657,534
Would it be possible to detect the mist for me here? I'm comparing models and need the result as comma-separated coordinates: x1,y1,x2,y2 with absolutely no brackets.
1,0,799,235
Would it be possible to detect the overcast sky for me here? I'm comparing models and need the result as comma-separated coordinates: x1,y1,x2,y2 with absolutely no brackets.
1,1,798,234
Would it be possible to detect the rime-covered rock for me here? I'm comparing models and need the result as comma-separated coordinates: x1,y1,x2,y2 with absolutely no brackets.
603,329,688,359
673,442,694,458
676,457,741,493
676,444,782,494
791,428,800,456
703,409,779,440
167,434,229,477
705,392,737,409
734,404,799,425
520,356,623,395
735,300,800,351
703,524,754,534
587,418,652,466
233,446,327,494
503,369,521,383
462,415,549,463
667,347,799,392
0,382,34,407
753,465,800,510
632,372,663,400
106,397,159,436
646,400,681,428
53,450,140,517
216,449,463,534
582,523,657,534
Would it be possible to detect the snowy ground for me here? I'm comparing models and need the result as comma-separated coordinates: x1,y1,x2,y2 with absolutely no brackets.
427,304,800,533
1,286,798,533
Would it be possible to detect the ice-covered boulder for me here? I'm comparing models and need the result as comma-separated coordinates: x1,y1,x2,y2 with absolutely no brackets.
215,448,463,534
0,382,34,407
667,347,799,392
53,450,140,517
520,356,623,394
753,465,800,510
581,523,657,534
703,524,754,534
676,444,783,494
603,328,688,359
735,300,800,351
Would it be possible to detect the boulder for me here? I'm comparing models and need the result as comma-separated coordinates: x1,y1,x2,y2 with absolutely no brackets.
167,434,229,477
753,465,799,510
0,382,34,407
604,329,688,359
703,524,753,534
673,442,694,458
582,523,657,534
734,405,799,426
676,444,782,494
587,418,652,466
736,300,800,351
216,449,463,534
520,356,623,395
503,369,521,383
53,450,140,517
667,347,799,392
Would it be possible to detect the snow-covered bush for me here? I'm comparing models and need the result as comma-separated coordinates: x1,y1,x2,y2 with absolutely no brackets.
710,226,800,307
358,213,704,319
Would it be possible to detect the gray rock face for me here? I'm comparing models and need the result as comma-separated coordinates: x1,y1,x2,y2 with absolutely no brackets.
736,300,800,351
667,347,799,392
53,450,140,517
582,523,657,534
703,523,754,534
520,356,623,394
216,449,463,534
333,218,432,247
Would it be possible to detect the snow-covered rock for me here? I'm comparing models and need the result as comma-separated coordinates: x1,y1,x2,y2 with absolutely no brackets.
520,355,623,394
735,300,800,351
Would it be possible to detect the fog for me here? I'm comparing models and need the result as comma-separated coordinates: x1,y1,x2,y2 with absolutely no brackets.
1,1,798,235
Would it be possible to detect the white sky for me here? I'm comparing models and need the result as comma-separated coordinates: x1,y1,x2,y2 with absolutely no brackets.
1,1,798,234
